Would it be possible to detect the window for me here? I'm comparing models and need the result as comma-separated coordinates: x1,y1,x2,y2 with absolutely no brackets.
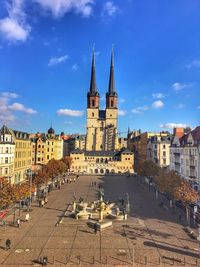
163,145,166,149
163,151,166,156
111,100,113,107
6,147,9,153
5,157,8,164
92,99,95,107
92,112,94,117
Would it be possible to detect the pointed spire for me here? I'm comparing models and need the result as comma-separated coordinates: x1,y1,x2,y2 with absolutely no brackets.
108,46,117,95
89,46,98,94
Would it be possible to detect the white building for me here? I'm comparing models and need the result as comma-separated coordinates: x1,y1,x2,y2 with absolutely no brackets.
170,126,200,189
0,125,15,183
147,134,172,167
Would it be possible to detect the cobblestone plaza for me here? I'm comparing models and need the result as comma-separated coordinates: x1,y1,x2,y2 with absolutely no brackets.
0,175,199,266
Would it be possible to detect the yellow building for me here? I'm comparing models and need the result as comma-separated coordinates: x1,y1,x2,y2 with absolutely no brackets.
70,49,134,174
13,130,32,184
70,149,134,175
31,127,63,169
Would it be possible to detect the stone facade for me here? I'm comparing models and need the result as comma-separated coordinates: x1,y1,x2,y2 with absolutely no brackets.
31,127,63,168
0,125,15,183
170,126,200,187
70,149,134,174
13,130,32,184
70,49,134,174
147,134,172,167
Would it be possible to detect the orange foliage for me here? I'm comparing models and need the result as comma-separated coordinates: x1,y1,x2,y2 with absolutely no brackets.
174,181,199,204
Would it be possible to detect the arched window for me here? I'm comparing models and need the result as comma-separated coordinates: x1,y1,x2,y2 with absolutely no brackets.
111,100,114,107
92,99,95,107
92,112,94,117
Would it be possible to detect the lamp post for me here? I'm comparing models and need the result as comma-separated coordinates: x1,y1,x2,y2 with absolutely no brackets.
27,168,32,210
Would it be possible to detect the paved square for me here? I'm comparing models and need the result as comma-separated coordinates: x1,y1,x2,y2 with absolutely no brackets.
0,175,200,266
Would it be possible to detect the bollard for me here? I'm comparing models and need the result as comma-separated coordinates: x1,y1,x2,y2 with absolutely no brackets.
92,256,95,264
183,257,186,266
77,255,81,265
53,256,55,265
144,256,147,265
158,256,160,265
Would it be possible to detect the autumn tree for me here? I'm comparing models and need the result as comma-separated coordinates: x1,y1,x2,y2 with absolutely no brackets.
137,160,160,178
61,156,72,170
0,177,14,208
174,181,199,204
154,169,182,198
174,180,199,225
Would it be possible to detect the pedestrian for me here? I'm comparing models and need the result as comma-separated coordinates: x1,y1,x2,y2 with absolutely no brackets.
94,223,98,234
44,197,48,204
179,214,182,222
21,200,24,209
5,239,11,250
17,218,20,228
41,200,44,207
25,213,30,222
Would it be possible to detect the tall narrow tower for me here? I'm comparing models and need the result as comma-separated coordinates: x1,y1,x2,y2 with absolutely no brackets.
86,49,100,151
105,49,118,150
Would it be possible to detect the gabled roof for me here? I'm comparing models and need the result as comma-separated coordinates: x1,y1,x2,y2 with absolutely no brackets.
0,125,13,135
180,126,200,146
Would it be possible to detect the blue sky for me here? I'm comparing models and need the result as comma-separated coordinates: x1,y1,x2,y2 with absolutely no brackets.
0,0,200,135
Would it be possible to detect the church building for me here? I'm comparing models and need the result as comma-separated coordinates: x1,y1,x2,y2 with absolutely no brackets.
70,49,134,175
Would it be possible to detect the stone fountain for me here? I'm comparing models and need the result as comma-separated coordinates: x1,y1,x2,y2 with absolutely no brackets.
70,188,129,231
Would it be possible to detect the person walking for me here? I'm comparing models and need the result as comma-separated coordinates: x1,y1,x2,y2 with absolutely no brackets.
5,239,11,250
25,213,30,222
41,200,44,208
17,218,20,228
94,223,98,234
179,213,182,223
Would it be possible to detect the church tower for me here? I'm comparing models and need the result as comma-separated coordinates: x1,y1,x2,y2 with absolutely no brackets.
86,49,101,151
86,48,118,151
105,49,118,150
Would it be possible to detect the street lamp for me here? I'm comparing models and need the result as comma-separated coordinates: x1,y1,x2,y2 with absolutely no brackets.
27,168,32,210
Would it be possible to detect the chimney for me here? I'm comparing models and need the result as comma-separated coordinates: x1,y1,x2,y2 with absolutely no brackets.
173,128,184,138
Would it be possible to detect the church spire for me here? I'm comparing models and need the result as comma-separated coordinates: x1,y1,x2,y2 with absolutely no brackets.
89,47,98,94
108,47,117,95
87,46,99,108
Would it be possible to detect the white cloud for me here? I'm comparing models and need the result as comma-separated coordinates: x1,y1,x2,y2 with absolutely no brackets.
34,0,94,18
48,54,68,66
1,92,19,98
8,102,37,114
72,63,78,71
0,0,31,42
152,93,165,99
152,100,164,109
64,121,72,124
103,1,118,17
118,110,126,116
171,82,191,91
0,91,36,124
160,123,189,129
197,106,200,109
132,106,149,114
57,109,84,117
186,60,200,69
